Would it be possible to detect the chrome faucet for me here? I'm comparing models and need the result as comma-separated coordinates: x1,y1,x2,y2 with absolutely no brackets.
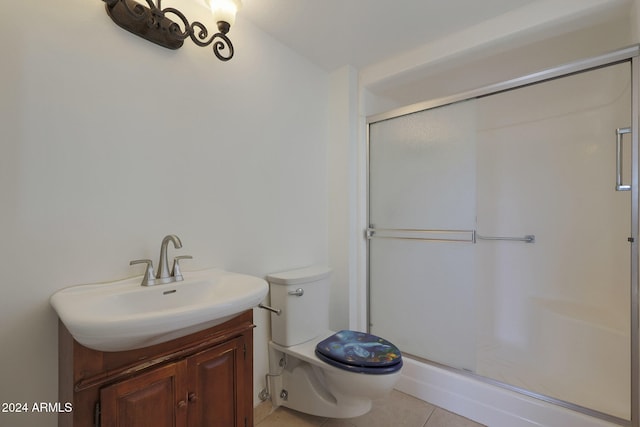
130,234,192,286
157,234,182,282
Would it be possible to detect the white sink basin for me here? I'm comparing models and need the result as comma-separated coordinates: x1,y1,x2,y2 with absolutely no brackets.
50,268,268,352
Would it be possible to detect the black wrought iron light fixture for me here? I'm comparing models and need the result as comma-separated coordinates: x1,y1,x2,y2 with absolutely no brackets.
102,0,241,61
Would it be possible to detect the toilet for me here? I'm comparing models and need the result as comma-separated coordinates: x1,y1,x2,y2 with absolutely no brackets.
265,266,402,418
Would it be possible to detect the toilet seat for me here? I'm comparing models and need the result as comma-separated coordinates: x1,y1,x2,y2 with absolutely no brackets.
315,330,403,375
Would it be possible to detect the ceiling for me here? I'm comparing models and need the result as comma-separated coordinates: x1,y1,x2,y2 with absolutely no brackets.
231,0,633,108
237,0,630,75
239,0,538,71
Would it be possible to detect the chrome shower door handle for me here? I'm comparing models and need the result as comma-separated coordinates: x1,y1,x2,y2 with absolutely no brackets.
616,127,631,191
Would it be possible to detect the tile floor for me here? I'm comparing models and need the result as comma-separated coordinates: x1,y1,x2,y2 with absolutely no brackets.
255,390,486,427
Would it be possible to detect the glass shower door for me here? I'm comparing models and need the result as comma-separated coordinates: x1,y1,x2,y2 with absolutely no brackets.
368,99,478,370
474,62,631,419
368,61,632,420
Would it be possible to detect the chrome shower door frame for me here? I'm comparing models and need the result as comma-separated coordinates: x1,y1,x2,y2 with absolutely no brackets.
630,52,639,427
366,45,640,427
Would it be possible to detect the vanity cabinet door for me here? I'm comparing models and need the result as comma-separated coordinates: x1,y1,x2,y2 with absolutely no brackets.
100,362,188,427
187,336,247,427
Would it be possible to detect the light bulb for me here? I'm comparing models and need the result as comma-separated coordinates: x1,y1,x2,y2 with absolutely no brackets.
207,0,241,31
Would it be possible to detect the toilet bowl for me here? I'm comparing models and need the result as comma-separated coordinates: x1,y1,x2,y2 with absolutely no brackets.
265,266,402,418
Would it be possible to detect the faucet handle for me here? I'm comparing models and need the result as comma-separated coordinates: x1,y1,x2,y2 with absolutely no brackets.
172,255,192,281
130,259,157,286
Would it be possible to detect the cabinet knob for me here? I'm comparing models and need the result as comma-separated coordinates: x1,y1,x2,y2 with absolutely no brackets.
188,392,198,402
177,400,187,409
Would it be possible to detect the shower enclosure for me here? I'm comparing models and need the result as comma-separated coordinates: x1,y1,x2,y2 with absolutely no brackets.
367,46,639,426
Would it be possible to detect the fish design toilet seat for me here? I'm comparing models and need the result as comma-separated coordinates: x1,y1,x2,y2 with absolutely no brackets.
315,330,403,374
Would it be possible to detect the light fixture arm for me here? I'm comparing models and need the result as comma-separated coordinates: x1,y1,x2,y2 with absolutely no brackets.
163,8,234,60
102,0,235,61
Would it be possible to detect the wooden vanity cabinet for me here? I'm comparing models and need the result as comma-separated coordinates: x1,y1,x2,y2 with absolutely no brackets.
58,310,254,427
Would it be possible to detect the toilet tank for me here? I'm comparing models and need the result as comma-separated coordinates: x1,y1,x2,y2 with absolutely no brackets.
267,266,331,347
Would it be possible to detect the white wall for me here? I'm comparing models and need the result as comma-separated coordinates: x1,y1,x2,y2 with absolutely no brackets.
0,1,329,426
327,66,361,331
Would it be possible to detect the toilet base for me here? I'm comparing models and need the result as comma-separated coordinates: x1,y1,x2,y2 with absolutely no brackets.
268,343,374,418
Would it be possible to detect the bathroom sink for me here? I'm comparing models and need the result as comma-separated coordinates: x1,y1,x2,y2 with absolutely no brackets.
50,268,268,352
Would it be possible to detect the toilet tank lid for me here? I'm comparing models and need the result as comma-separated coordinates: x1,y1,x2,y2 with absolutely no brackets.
266,266,331,285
